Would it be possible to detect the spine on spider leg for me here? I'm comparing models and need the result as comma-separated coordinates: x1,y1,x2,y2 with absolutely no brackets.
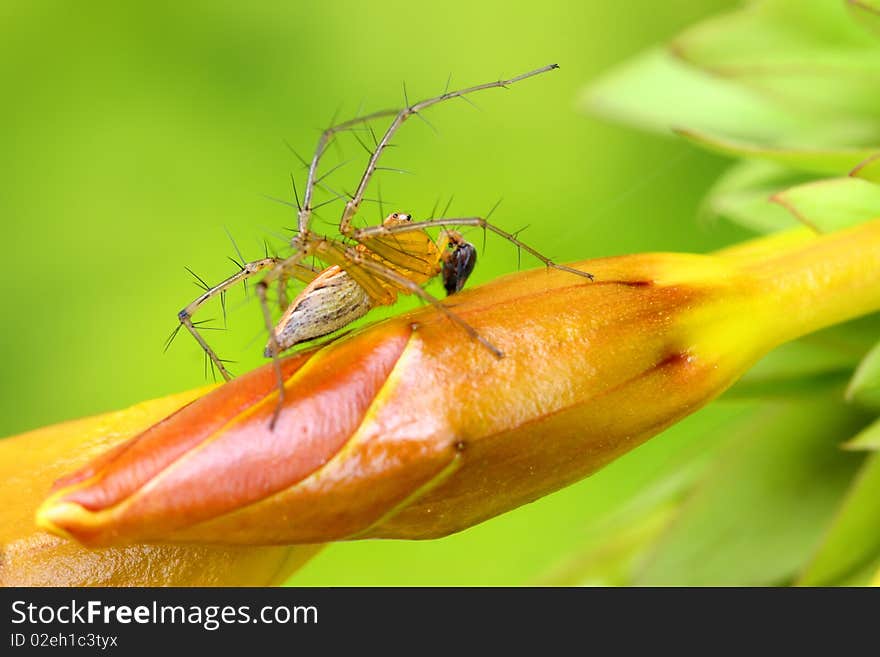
37,219,880,547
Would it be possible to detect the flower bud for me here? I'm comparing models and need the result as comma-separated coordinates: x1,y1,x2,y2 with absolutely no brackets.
1,389,318,584
37,220,880,547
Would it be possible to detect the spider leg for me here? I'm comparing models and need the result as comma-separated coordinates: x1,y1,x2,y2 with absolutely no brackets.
277,260,323,311
353,217,595,281
254,248,315,429
256,279,285,430
339,64,559,234
299,109,401,234
174,257,318,381
277,274,290,312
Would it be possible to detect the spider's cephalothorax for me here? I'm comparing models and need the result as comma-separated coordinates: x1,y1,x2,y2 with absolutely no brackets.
171,64,594,427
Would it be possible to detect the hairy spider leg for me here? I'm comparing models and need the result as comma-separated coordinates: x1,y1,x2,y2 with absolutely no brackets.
176,257,319,381
256,277,286,430
291,64,559,237
354,216,595,281
298,109,400,233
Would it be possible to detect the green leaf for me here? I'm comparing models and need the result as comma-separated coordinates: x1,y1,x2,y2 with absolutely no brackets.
701,160,814,233
635,401,864,586
798,453,880,585
726,370,852,400
673,0,880,121
806,313,880,354
581,47,815,140
678,128,880,175
852,153,880,182
582,1,880,183
843,416,880,451
537,418,739,585
539,505,677,586
847,340,880,410
848,0,880,37
836,555,880,585
770,176,880,231
725,339,858,399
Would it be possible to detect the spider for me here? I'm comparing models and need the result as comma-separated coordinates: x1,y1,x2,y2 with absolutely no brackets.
171,64,594,426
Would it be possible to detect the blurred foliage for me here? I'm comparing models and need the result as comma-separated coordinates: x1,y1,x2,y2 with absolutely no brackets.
566,0,880,586
799,452,880,585
848,340,880,410
7,0,880,585
635,403,863,586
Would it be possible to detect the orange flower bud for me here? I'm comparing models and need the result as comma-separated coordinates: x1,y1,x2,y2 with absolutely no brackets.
1,390,319,585
37,220,880,547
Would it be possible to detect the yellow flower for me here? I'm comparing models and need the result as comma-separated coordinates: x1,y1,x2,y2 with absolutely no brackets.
35,220,880,547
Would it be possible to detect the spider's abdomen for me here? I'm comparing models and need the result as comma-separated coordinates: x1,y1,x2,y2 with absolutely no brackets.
266,265,373,356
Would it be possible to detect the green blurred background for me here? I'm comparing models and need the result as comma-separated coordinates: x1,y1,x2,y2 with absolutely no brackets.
0,0,752,584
